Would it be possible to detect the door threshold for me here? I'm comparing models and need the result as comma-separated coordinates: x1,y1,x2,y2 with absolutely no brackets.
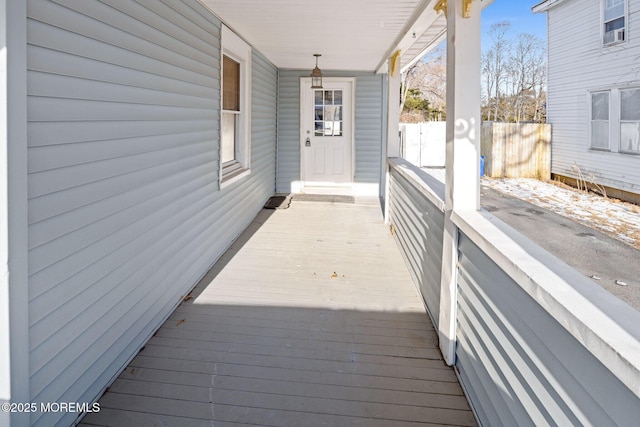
298,185,355,197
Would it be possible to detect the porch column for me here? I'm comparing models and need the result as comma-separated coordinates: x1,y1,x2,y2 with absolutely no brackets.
386,51,402,158
438,0,482,365
0,1,30,425
384,51,402,223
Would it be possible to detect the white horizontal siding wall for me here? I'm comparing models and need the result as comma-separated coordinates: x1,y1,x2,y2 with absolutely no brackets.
547,0,640,194
388,162,445,327
276,70,383,193
26,1,276,425
456,232,640,426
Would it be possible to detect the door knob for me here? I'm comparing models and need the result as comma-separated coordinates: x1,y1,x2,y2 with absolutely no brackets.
305,137,311,147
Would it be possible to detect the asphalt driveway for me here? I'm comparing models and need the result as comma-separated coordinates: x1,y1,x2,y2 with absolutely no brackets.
481,186,640,312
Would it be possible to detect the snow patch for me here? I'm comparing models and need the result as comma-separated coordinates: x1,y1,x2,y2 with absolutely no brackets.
483,178,640,250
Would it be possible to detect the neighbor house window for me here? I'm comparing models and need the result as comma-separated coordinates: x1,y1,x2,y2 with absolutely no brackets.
603,0,626,45
591,91,610,150
221,25,251,185
620,88,640,153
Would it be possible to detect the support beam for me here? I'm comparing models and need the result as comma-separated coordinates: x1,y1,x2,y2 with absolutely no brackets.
438,0,482,365
0,1,29,425
384,53,402,224
386,53,401,158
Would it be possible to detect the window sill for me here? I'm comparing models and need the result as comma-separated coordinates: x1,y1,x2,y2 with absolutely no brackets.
221,161,250,189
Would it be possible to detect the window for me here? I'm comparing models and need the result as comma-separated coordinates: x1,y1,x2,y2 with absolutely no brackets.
603,0,626,45
222,56,240,163
221,25,251,185
314,90,343,136
620,88,640,153
591,91,610,150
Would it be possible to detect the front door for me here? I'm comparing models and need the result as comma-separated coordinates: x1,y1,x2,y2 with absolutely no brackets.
301,78,353,185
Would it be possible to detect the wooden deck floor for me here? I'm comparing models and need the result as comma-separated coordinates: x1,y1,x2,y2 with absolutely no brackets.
81,197,477,427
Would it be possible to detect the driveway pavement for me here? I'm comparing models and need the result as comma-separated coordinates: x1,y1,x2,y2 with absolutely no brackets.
481,186,640,312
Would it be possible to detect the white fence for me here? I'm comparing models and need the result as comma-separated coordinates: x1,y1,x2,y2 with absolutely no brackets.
400,122,446,168
400,122,551,179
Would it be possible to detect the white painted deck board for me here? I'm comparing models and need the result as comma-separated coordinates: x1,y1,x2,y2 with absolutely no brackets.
83,199,476,426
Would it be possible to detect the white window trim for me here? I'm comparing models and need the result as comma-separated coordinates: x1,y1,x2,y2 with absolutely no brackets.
587,86,640,155
220,25,251,188
601,0,628,48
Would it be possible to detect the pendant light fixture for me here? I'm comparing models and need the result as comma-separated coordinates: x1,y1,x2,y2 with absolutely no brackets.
310,54,323,89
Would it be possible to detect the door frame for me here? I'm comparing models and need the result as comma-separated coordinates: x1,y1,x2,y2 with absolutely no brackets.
299,77,356,188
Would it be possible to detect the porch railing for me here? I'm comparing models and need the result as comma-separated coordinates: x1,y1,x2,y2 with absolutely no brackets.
388,160,445,328
387,157,640,426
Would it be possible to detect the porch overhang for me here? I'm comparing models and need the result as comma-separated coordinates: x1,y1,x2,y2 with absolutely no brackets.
199,0,493,74
532,0,569,13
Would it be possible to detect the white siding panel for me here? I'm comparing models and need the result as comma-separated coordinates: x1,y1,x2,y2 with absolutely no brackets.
28,71,215,108
28,119,216,147
27,45,215,99
27,18,216,88
546,0,640,194
26,1,277,426
388,166,444,327
355,76,384,184
456,233,640,426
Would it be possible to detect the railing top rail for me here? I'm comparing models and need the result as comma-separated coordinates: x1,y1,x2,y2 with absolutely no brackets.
388,157,445,212
452,208,640,399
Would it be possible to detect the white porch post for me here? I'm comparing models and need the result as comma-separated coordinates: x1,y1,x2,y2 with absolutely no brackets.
386,53,401,159
0,1,30,425
438,0,482,365
384,52,402,224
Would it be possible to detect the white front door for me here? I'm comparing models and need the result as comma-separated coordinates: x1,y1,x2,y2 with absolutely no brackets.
300,78,353,185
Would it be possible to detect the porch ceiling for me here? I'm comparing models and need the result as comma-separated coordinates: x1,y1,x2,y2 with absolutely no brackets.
199,0,447,72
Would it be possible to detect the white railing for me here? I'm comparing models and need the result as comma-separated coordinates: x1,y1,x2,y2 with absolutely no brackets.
387,158,640,426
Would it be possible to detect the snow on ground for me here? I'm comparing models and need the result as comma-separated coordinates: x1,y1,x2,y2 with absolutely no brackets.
482,177,640,250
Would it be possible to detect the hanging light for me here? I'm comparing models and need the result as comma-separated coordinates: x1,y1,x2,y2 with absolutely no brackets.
310,54,323,89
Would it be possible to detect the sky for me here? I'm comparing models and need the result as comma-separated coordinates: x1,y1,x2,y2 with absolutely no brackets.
481,0,547,50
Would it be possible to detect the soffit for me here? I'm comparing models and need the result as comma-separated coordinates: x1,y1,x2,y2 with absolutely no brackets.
199,0,445,72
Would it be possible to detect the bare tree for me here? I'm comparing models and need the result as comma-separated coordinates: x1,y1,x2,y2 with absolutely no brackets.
481,21,547,123
509,33,545,122
401,46,446,121
403,21,547,124
486,21,512,121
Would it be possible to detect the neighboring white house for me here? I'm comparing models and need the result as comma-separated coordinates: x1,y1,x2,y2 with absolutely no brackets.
533,0,640,202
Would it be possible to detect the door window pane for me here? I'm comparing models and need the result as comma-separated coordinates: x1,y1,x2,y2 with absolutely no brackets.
313,89,344,137
324,91,333,105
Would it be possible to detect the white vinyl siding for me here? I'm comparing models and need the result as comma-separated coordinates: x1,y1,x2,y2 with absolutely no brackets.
456,232,640,426
26,1,276,426
545,0,640,195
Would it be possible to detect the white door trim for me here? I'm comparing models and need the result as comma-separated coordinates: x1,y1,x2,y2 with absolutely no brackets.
299,77,356,190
